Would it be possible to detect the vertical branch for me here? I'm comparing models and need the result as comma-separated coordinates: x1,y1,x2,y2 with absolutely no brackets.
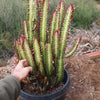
40,41,46,70
53,30,59,59
49,10,56,45
46,43,53,76
59,1,64,28
23,37,36,74
27,0,34,45
40,0,48,42
18,43,26,59
14,39,21,59
33,37,45,76
56,58,64,85
23,19,28,40
54,8,60,32
59,5,74,58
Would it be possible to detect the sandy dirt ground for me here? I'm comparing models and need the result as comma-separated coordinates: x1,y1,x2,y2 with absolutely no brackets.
0,55,100,100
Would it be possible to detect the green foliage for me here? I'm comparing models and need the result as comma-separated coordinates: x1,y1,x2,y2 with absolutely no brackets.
96,17,100,26
0,32,14,56
0,32,14,66
0,59,6,67
0,0,27,62
49,0,98,29
95,0,100,4
0,0,26,37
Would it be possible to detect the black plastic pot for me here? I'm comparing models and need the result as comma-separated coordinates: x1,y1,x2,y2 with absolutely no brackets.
20,68,70,100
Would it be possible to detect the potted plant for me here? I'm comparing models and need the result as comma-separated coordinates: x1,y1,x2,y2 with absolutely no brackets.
14,0,81,100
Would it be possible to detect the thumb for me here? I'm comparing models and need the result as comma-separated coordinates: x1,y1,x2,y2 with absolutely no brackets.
23,66,33,75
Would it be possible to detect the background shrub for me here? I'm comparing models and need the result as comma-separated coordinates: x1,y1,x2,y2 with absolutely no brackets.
0,32,14,66
0,0,99,66
49,0,99,29
95,0,100,4
0,0,27,39
0,0,27,63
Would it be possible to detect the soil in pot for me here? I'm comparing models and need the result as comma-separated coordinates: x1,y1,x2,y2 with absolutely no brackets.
21,74,65,95
20,69,70,100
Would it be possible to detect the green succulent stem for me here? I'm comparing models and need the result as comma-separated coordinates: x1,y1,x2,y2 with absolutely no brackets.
64,37,81,58
49,10,56,44
53,30,59,59
59,5,73,58
40,0,48,42
40,41,46,69
27,0,35,45
55,9,60,32
59,1,64,28
18,43,26,59
19,35,24,46
23,20,28,40
33,0,38,21
23,37,36,74
14,40,21,59
46,43,53,76
56,58,64,85
33,37,45,76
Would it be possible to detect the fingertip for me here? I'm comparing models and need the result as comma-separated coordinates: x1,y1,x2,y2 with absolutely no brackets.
28,66,33,72
19,59,26,64
25,66,33,73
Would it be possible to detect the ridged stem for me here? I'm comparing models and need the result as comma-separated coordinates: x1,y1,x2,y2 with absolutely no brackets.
53,30,59,59
54,8,60,32
40,0,48,42
49,10,56,44
59,5,73,58
40,41,46,69
33,0,38,21
33,37,45,76
19,34,24,47
23,37,36,74
18,43,26,59
23,19,28,39
14,40,21,59
64,37,82,57
59,1,64,27
46,43,53,76
56,58,64,85
27,0,35,45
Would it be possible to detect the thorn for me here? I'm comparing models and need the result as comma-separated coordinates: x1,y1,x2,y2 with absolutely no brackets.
59,1,64,8
50,9,56,24
33,36,37,40
46,81,49,85
54,30,59,35
39,75,43,79
24,19,27,24
70,4,74,20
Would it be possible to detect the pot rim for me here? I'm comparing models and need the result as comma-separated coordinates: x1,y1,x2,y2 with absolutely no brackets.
20,68,70,97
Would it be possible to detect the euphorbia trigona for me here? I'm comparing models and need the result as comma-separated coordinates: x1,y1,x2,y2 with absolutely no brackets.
14,0,81,88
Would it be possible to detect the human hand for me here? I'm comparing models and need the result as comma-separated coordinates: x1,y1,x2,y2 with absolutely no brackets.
11,59,32,82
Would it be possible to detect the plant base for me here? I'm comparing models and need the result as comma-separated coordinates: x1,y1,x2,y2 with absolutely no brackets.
20,68,70,100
